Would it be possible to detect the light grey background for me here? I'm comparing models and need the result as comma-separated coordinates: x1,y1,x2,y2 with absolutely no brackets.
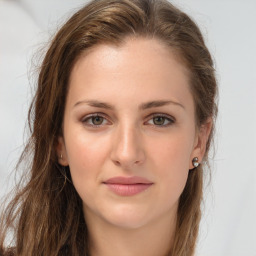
0,0,255,255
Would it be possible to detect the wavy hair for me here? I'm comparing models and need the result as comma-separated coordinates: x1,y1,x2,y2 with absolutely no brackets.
0,0,218,255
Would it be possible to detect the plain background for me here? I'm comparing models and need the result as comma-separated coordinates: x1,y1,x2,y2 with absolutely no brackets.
0,0,255,255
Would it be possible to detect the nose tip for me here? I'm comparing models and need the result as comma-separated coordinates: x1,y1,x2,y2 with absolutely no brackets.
112,157,143,168
110,127,145,169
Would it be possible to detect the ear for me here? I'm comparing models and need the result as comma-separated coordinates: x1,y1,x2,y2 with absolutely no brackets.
56,136,69,166
189,118,213,169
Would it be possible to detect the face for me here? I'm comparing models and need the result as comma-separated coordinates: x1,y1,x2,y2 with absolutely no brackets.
57,37,210,230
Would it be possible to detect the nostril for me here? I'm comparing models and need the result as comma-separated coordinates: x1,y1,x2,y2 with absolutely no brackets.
110,131,146,167
113,160,121,166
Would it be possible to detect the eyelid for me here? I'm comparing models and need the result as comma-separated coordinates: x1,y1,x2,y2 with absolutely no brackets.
145,113,175,126
81,112,111,127
81,112,175,128
150,113,175,121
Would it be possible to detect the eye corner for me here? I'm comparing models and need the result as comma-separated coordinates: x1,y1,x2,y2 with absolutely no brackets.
81,112,111,128
145,113,176,127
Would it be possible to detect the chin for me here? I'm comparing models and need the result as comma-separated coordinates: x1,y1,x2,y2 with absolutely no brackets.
106,215,150,230
101,203,154,230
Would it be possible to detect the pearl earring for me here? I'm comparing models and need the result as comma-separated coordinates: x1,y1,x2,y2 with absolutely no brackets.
192,157,199,168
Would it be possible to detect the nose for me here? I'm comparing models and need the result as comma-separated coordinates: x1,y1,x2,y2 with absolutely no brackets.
110,123,145,169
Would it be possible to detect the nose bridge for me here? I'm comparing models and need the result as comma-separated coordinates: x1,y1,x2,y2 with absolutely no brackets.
111,120,145,167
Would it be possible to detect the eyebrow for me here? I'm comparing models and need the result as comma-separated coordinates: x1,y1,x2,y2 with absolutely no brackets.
73,99,185,110
139,100,184,110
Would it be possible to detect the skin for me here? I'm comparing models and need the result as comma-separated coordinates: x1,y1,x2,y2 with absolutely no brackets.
57,37,212,256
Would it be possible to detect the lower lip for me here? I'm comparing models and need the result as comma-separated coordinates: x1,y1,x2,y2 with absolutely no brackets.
104,183,153,196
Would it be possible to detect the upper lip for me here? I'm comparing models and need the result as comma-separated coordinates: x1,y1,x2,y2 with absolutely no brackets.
103,176,153,185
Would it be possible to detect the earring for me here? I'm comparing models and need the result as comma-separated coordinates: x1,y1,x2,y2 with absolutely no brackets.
60,154,63,160
192,157,199,168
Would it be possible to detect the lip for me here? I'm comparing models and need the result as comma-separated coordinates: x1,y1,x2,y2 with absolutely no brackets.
104,176,153,185
103,176,154,196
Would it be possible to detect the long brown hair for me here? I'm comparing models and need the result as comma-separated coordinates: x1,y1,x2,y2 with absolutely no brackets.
0,0,218,255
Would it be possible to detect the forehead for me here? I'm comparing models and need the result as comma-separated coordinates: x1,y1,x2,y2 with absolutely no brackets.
72,36,189,79
68,37,193,111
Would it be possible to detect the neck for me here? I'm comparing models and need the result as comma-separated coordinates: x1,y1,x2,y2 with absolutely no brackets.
85,209,177,256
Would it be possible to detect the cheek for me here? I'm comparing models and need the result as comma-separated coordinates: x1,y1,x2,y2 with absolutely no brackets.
64,128,109,191
149,132,193,195
151,132,193,171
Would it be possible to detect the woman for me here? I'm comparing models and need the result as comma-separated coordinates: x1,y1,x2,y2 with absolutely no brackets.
0,0,218,255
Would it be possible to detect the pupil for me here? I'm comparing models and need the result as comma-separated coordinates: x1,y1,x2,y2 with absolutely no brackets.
93,116,103,125
154,117,164,125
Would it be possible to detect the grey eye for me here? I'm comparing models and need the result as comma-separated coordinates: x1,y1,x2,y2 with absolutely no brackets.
82,114,108,127
91,116,104,125
147,114,175,127
153,116,166,125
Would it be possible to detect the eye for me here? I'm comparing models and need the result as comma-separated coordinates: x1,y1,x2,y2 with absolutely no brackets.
146,114,175,127
82,114,109,127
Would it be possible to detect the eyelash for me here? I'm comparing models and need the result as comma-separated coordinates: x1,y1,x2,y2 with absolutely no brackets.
148,114,175,127
81,113,109,128
81,113,175,128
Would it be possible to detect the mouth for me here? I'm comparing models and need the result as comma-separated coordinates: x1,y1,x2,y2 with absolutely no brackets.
103,176,154,196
